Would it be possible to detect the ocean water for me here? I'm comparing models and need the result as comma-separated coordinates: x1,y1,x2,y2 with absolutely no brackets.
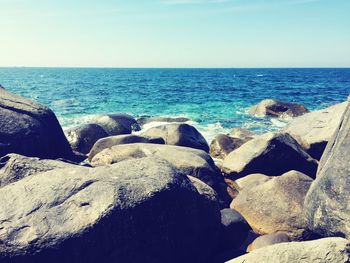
1,68,349,142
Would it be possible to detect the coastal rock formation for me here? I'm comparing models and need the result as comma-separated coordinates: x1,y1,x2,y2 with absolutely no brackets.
231,171,313,240
220,209,251,249
93,113,141,136
230,128,256,140
88,134,165,161
66,123,109,154
188,176,219,202
227,238,350,263
210,134,248,160
91,143,231,206
141,123,209,152
304,100,350,238
247,99,309,118
137,116,190,126
283,101,347,160
221,132,318,179
235,173,271,190
0,88,74,160
0,158,221,263
247,232,290,252
0,154,77,187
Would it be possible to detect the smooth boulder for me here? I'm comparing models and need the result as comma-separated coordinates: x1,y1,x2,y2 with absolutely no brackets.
88,134,165,161
235,173,271,190
227,237,350,263
141,123,209,152
247,232,290,252
210,134,248,160
91,143,231,206
0,154,77,187
93,113,140,135
0,88,74,160
247,99,309,118
66,123,109,154
0,158,221,263
231,171,313,240
305,100,350,238
283,101,347,160
188,176,219,202
230,128,255,140
221,132,318,179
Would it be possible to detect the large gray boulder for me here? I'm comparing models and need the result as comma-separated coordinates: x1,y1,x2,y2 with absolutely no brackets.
283,101,347,160
141,123,210,152
221,132,318,179
231,171,313,240
247,232,290,252
91,143,231,206
0,154,77,187
210,134,249,160
0,158,221,263
0,88,74,160
93,113,140,135
66,123,109,154
227,237,350,263
88,134,165,161
247,99,309,118
304,100,350,238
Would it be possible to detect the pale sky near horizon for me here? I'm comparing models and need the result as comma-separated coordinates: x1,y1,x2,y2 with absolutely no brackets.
0,0,349,68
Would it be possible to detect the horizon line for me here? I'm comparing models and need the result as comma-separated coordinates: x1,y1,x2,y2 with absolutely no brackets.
0,66,350,69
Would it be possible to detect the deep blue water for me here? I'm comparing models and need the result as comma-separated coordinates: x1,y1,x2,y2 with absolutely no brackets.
0,68,349,141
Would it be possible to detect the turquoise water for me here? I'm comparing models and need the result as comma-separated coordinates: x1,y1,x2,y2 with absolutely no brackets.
1,68,349,141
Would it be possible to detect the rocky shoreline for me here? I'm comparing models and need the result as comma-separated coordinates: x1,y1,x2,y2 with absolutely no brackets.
1,86,350,262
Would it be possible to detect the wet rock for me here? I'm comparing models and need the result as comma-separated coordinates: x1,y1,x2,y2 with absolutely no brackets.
93,113,140,135
248,99,309,118
66,124,109,154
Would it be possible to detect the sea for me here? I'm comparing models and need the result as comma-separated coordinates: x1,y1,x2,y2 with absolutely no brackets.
1,68,349,142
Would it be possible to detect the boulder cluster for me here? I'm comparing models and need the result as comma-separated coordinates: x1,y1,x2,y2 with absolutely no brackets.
1,88,350,263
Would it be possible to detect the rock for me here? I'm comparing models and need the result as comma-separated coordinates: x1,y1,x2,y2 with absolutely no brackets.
247,232,290,252
247,99,309,118
220,209,251,249
93,113,140,135
141,123,209,152
0,84,4,89
231,170,313,240
0,158,221,263
91,143,231,206
0,88,74,160
137,116,190,126
66,124,109,154
304,100,350,238
283,101,347,160
230,128,256,140
221,132,318,179
227,237,350,263
224,178,240,199
210,134,248,160
88,134,165,161
0,154,77,187
235,174,271,190
188,176,219,202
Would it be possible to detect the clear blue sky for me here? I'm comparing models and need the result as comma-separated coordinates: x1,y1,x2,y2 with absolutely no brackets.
0,0,349,67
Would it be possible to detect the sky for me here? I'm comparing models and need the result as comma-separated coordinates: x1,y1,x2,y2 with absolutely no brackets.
0,0,349,68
